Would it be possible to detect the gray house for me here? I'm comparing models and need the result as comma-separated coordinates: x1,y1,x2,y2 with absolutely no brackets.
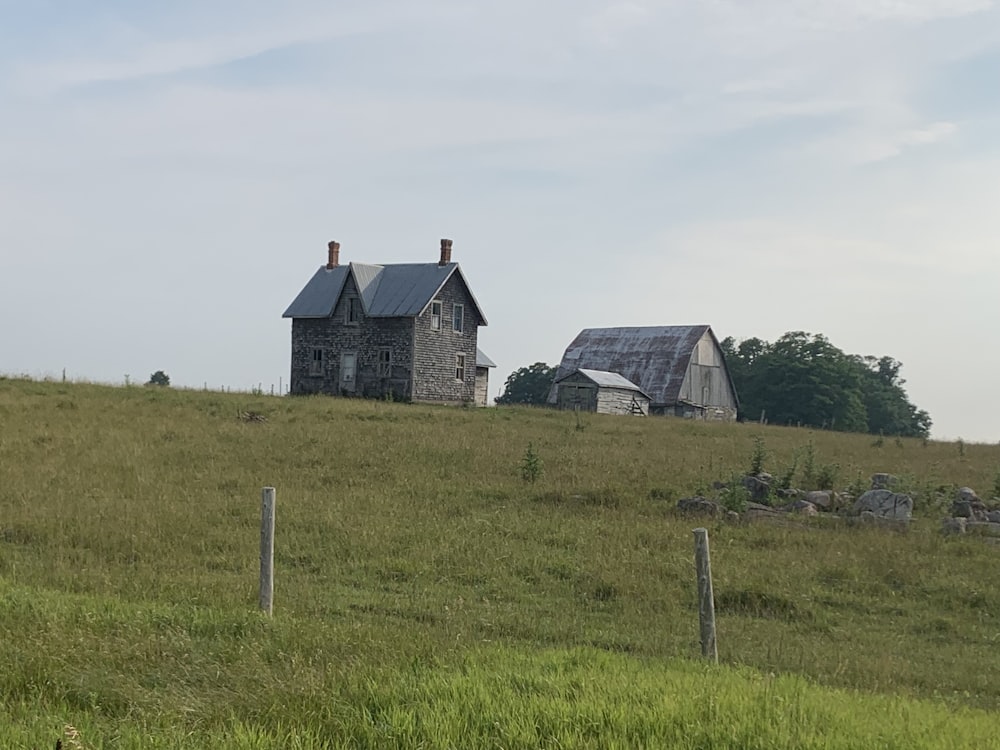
283,239,489,404
554,369,650,415
549,326,739,420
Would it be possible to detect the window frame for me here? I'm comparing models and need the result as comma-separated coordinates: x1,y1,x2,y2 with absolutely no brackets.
377,348,392,378
430,300,442,331
452,303,464,333
309,348,324,376
345,296,361,325
455,353,466,382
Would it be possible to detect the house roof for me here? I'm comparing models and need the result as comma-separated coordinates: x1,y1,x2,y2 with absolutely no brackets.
475,348,496,368
556,368,650,397
549,325,735,406
282,262,488,323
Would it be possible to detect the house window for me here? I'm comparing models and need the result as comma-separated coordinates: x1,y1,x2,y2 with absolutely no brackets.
455,354,466,381
346,297,361,324
378,348,392,378
430,300,442,330
452,303,464,333
309,348,324,376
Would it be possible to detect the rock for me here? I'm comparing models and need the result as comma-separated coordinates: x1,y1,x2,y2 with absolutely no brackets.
964,521,1000,537
871,473,898,490
785,499,818,516
741,474,773,502
726,511,741,523
988,510,1000,524
832,492,850,510
742,502,790,524
775,488,802,500
853,489,913,521
952,500,974,518
941,517,967,535
805,490,832,510
957,487,980,503
676,496,721,516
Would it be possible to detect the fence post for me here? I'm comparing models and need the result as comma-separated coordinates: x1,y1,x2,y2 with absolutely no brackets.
693,527,718,663
260,487,276,616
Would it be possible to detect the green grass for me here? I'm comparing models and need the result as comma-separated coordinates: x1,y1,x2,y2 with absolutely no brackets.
1,377,999,747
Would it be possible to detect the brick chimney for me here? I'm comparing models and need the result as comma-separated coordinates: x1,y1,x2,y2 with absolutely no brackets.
439,238,453,266
326,240,340,269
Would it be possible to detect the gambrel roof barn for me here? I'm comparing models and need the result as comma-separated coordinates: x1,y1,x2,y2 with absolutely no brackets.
549,325,739,420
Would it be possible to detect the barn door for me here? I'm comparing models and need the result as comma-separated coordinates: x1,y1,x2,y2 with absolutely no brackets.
340,352,357,392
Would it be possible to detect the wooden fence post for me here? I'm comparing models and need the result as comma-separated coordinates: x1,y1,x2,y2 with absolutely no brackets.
693,527,718,663
260,487,276,616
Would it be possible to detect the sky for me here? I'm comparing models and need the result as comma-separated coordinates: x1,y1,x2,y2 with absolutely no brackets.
1,1,998,441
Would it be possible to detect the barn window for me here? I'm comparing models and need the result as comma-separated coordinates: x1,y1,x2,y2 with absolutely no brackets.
309,348,324,376
346,297,361,324
378,349,392,378
455,354,466,381
452,303,464,333
430,300,442,330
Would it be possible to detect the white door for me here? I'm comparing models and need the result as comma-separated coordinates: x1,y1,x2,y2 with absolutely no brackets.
340,352,356,391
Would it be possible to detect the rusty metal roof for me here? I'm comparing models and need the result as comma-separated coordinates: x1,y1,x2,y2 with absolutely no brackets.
549,325,718,406
283,262,487,323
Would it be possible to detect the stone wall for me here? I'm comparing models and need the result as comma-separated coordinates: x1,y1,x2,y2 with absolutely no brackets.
290,275,415,399
411,273,480,404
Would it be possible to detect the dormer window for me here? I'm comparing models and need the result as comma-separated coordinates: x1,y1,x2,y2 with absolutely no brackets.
430,300,442,330
346,297,361,325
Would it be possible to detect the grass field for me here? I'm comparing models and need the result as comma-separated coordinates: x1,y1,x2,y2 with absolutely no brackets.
2,377,999,748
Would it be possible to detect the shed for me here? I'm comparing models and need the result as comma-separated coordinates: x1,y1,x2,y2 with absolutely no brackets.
475,348,496,407
554,369,650,416
549,325,739,420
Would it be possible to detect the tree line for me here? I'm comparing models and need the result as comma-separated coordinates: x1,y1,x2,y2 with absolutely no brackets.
720,332,931,437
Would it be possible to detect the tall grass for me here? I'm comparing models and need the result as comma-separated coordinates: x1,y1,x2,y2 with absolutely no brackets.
1,377,999,747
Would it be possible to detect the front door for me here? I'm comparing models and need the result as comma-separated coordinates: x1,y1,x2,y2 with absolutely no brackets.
340,352,356,392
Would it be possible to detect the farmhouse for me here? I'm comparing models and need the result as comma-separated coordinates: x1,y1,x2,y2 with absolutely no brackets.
549,326,739,420
553,369,650,415
282,239,490,404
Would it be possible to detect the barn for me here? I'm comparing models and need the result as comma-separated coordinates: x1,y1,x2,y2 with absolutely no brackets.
553,369,650,415
549,325,739,420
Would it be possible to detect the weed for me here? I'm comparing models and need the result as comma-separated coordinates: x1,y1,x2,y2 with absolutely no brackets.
777,450,799,490
718,479,751,513
749,435,768,476
872,432,885,448
520,442,544,483
958,438,966,459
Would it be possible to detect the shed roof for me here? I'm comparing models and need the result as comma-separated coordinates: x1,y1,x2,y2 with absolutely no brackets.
475,348,496,368
549,325,734,406
556,368,649,397
282,262,488,323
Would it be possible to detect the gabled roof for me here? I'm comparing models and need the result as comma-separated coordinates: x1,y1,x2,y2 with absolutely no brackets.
556,368,650,397
282,262,488,323
475,348,496,368
549,325,735,406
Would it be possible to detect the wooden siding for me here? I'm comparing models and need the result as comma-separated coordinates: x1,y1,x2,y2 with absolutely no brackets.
676,330,738,420
475,366,490,407
556,372,648,416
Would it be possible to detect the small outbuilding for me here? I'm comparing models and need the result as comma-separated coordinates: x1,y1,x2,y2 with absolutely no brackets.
475,348,496,407
553,368,650,416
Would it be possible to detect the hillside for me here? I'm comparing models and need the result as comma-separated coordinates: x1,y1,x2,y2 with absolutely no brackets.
1,377,999,748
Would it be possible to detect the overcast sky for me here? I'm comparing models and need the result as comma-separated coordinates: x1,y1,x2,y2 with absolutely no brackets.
2,1,998,441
